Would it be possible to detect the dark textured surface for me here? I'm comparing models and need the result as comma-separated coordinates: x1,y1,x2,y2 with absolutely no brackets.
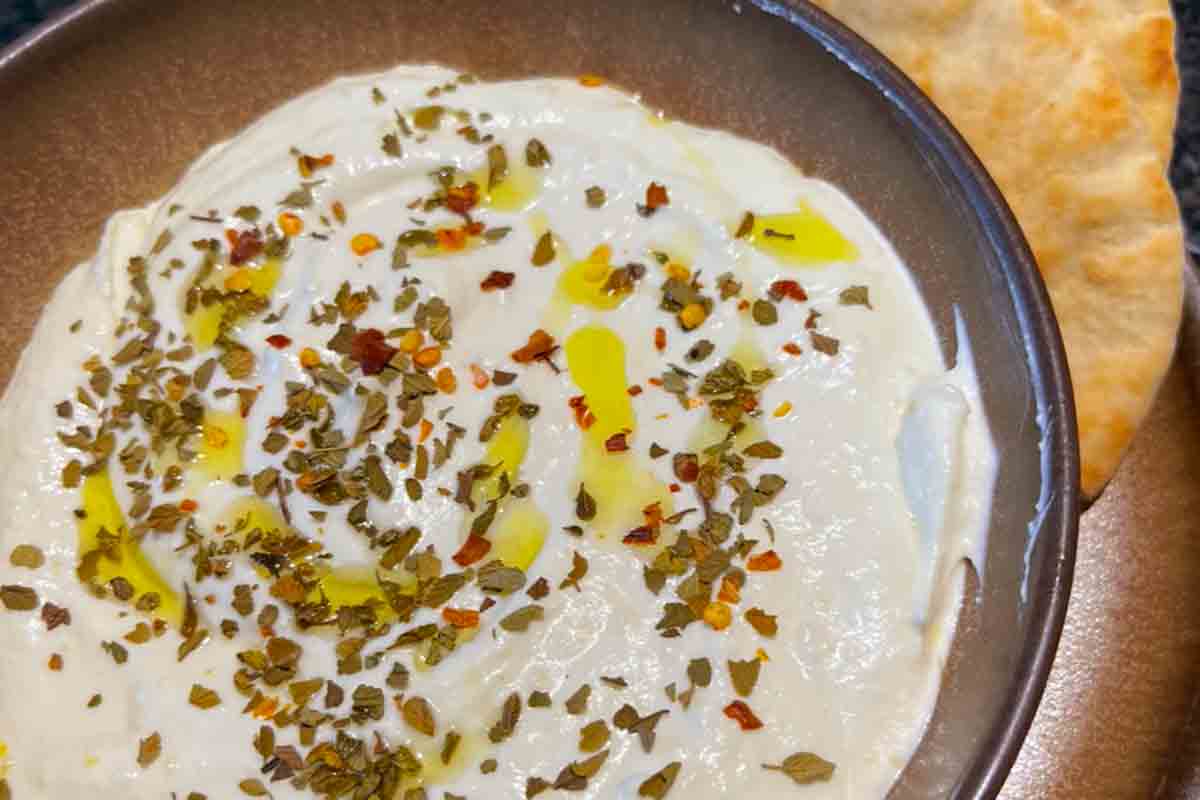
1173,0,1200,251
0,0,73,40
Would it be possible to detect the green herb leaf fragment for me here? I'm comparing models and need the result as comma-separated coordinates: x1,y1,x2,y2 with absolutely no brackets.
763,752,836,785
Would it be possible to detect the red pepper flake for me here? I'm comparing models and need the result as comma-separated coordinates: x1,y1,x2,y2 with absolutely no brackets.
179,499,199,513
627,385,643,397
724,700,764,730
350,328,399,376
623,526,658,546
480,270,516,292
298,152,335,177
266,334,292,350
48,653,63,671
229,228,264,266
737,299,751,311
604,432,630,453
646,182,669,211
768,279,808,303
782,342,803,356
669,483,681,493
654,326,667,352
647,377,664,387
676,458,700,483
480,597,497,613
436,226,470,251
747,550,783,572
445,182,480,215
568,395,596,429
452,534,492,567
511,329,558,365
442,607,481,628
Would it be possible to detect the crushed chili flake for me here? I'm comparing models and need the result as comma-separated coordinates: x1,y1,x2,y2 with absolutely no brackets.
568,395,596,429
351,232,382,256
480,270,516,292
229,228,264,265
418,419,434,444
647,377,664,387
480,597,497,613
331,200,347,224
179,499,199,513
452,534,492,567
627,385,643,396
737,299,750,311
470,364,490,389
48,653,63,671
782,342,803,356
654,326,667,351
645,182,670,211
768,279,808,302
299,347,321,368
278,212,303,237
442,607,481,628
266,334,293,350
436,367,457,394
298,153,335,177
511,329,557,365
669,483,681,493
414,346,442,369
747,550,783,572
723,700,764,731
436,226,470,251
350,328,398,375
446,182,480,215
604,432,630,453
579,74,606,87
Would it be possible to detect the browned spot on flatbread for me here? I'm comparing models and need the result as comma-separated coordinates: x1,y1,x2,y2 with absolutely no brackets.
816,0,1184,496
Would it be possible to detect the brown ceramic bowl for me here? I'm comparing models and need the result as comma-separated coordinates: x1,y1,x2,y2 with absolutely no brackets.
0,1,1079,797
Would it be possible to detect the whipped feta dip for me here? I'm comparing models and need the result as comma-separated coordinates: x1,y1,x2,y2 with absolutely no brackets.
0,65,996,799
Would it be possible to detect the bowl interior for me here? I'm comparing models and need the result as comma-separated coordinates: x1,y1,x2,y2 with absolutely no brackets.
0,0,1078,796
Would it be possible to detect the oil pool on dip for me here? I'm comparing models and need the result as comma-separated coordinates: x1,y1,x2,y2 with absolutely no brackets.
0,65,996,800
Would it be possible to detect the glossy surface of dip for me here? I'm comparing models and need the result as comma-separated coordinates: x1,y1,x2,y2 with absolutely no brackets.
0,65,995,799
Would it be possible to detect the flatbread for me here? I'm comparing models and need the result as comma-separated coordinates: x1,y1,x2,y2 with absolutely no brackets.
813,0,1185,497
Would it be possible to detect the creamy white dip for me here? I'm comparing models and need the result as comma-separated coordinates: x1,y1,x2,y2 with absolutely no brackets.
0,65,995,799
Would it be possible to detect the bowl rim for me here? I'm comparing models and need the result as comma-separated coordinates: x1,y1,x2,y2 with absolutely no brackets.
0,1,1081,797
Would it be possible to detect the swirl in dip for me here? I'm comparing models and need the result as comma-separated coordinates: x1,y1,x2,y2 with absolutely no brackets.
0,65,995,799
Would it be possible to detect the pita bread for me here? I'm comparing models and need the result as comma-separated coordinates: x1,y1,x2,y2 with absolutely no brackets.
813,0,1185,497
